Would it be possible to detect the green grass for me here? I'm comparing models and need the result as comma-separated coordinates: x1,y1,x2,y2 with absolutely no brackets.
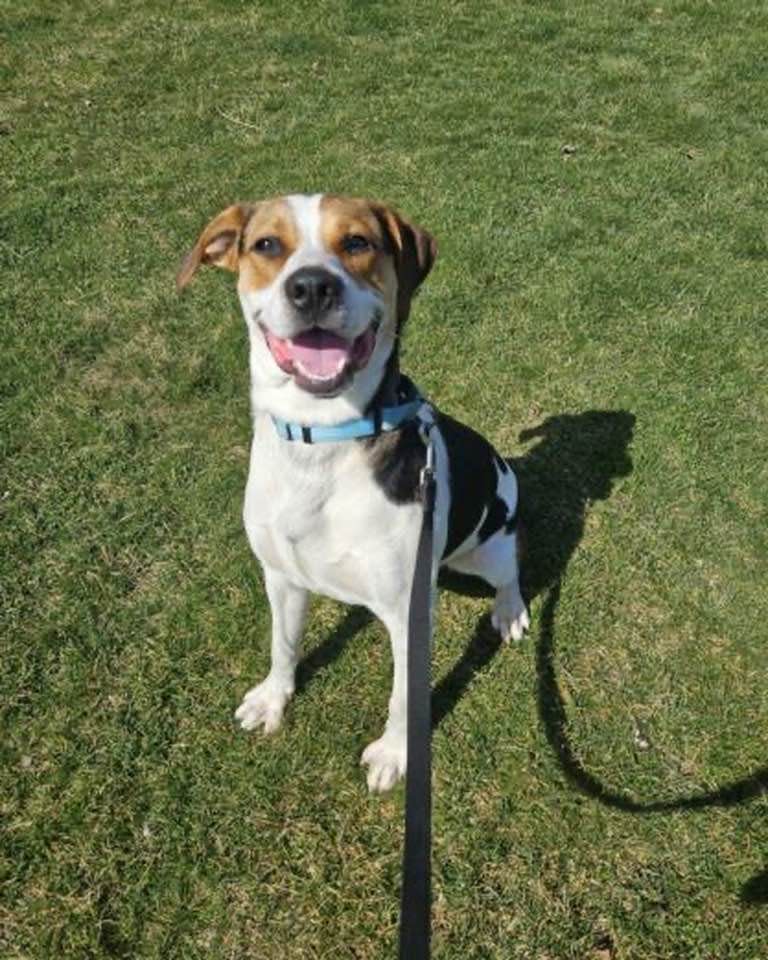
2,1,768,957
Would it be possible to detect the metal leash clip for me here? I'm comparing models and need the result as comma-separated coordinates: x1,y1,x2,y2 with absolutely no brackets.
418,422,436,513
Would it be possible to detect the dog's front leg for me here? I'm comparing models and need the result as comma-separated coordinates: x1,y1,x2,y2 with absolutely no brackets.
361,608,410,793
235,566,308,734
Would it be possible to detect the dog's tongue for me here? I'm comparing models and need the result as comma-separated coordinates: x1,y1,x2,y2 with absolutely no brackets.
288,329,351,379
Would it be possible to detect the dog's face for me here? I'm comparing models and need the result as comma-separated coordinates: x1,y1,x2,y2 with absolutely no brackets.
178,194,436,419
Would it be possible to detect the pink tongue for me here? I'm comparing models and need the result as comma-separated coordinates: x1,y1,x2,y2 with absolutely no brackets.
289,330,351,379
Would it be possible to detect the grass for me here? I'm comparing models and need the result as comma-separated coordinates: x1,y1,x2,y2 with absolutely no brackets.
2,0,768,956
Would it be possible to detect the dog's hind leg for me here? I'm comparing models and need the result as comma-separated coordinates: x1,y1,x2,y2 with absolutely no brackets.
445,528,529,642
235,566,309,733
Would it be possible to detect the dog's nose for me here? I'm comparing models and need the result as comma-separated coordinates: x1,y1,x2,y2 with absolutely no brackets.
284,267,342,316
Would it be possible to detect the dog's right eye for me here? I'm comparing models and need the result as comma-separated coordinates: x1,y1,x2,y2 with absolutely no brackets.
253,236,283,257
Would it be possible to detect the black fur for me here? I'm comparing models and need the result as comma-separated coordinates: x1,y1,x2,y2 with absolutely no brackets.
365,421,425,505
438,413,510,557
364,388,515,558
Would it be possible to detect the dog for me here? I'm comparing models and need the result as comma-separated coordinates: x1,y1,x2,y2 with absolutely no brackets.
178,194,529,792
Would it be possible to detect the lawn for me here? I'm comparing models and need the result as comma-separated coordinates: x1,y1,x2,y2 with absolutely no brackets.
2,1,767,957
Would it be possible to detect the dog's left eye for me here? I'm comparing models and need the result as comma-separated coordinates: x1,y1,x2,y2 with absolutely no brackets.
342,234,372,255
253,236,283,257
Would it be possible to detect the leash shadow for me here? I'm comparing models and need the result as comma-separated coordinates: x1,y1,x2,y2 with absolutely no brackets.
537,581,768,813
433,409,636,728
538,569,768,905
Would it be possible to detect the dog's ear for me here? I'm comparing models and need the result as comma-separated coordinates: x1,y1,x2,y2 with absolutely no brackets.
176,203,253,292
375,205,437,321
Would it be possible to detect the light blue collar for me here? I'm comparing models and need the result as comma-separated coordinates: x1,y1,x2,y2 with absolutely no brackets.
271,380,425,444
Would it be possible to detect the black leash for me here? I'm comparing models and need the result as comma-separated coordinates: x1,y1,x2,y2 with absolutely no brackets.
398,427,436,960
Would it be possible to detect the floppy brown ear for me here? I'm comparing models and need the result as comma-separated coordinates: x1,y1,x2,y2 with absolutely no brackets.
176,203,253,292
376,206,438,322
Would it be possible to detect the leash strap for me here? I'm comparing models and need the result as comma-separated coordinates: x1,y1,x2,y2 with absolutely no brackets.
399,424,436,960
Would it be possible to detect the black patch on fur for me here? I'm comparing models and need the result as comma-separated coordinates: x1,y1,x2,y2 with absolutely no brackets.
363,380,513,556
438,413,509,557
365,420,424,504
476,494,508,544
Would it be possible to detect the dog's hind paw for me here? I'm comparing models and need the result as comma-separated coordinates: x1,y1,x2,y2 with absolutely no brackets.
361,734,406,793
492,587,530,643
235,679,292,734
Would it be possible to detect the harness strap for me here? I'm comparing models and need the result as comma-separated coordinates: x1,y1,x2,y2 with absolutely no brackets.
399,421,436,960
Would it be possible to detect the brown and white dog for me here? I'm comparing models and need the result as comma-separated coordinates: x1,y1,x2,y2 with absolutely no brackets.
178,194,529,792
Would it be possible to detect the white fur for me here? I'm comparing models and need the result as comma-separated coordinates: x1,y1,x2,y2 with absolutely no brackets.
231,194,527,791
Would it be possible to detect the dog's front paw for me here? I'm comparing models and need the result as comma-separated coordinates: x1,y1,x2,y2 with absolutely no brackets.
361,734,406,793
235,679,292,734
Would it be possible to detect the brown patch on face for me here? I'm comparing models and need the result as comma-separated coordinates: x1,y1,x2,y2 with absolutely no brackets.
176,198,300,293
319,195,437,324
238,198,299,293
319,195,398,298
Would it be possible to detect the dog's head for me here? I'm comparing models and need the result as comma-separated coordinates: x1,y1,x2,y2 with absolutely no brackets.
178,194,436,422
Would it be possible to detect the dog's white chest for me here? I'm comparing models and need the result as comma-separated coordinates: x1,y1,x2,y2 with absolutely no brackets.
244,440,332,575
243,418,419,607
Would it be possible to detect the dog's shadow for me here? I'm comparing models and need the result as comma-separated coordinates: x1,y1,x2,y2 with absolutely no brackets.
297,409,766,904
437,411,768,899
297,409,767,902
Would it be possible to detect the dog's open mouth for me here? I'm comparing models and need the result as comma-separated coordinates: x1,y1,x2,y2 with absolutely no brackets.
262,326,377,395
